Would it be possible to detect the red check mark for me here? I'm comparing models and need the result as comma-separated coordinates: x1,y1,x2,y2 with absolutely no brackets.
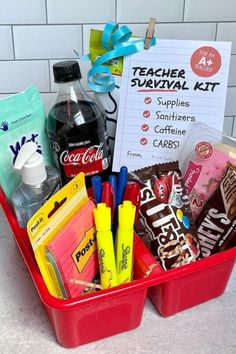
144,97,152,104
140,138,148,145
143,110,150,118
142,124,149,132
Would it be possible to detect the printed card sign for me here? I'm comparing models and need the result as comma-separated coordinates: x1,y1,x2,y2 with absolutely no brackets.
112,39,231,172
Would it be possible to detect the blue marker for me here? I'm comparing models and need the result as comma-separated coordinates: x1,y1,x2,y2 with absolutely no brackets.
117,166,128,206
91,175,102,204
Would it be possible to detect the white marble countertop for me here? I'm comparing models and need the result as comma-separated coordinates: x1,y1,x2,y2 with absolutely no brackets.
0,206,236,354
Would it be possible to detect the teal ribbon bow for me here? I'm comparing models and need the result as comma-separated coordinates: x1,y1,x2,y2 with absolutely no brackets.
83,22,156,93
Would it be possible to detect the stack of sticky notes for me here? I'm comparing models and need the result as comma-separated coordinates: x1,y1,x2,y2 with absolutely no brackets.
46,199,99,298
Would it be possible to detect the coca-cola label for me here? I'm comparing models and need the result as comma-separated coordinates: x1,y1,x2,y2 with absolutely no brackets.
60,143,106,177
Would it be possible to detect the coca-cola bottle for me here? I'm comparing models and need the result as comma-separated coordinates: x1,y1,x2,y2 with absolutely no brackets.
47,60,111,186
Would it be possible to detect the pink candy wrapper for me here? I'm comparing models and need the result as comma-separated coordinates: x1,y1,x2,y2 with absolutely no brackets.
179,123,236,220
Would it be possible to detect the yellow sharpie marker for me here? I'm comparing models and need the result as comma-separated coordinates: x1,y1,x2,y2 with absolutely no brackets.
115,201,136,284
93,203,118,289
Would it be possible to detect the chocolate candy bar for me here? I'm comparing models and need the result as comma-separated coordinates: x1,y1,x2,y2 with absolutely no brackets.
196,162,236,257
129,162,201,270
221,162,236,220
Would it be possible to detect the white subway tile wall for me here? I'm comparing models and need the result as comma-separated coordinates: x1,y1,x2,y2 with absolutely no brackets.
229,55,236,87
13,25,82,59
47,0,115,24
127,23,217,41
0,61,49,92
117,0,184,23
0,26,14,59
184,0,236,22
217,23,236,54
0,0,46,24
226,87,236,116
0,0,235,134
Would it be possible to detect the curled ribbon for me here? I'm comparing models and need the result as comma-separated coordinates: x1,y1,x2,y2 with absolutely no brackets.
82,22,156,93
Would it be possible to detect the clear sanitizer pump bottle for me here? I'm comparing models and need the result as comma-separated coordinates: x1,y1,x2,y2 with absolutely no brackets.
11,141,60,228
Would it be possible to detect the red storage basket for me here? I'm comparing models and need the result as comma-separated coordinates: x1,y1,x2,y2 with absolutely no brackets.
1,186,236,345
136,234,236,317
0,188,157,348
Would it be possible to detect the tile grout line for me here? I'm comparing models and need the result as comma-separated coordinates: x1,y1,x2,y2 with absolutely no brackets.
48,59,52,92
1,20,236,26
0,58,85,62
231,115,236,136
182,0,186,22
81,25,84,56
10,26,16,60
115,0,118,22
45,0,48,24
215,22,218,40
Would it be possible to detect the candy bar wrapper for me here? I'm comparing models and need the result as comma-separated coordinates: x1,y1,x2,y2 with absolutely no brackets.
196,163,236,257
179,122,236,221
129,162,201,270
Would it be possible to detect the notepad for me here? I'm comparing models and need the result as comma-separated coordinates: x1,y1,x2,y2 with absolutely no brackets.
113,39,231,172
46,199,99,298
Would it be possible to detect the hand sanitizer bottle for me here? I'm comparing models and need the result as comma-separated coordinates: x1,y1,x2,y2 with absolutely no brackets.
11,142,60,228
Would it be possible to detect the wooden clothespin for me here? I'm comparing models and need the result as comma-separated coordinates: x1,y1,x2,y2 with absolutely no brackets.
70,278,103,290
144,18,156,49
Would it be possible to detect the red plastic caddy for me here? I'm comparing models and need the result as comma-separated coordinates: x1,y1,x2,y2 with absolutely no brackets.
146,246,236,316
0,188,158,348
1,187,236,347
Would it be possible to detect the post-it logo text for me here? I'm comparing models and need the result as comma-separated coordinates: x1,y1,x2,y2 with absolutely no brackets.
72,227,97,272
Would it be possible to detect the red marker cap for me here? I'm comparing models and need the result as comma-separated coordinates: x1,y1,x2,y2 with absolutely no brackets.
101,182,114,222
123,182,141,221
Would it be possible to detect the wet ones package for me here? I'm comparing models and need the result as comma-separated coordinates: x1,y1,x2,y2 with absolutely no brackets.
129,162,201,270
196,163,236,257
0,85,52,201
